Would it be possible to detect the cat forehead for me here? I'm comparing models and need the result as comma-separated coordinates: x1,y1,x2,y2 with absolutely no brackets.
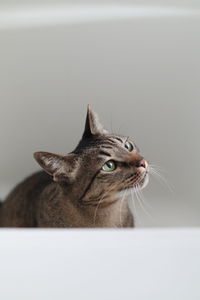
93,134,128,145
74,134,128,153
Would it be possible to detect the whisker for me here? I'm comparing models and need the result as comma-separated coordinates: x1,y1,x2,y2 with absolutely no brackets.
131,187,142,226
136,183,153,211
148,163,168,173
93,185,114,226
149,166,174,193
118,121,127,134
110,113,113,134
93,195,104,226
119,188,128,228
135,185,153,220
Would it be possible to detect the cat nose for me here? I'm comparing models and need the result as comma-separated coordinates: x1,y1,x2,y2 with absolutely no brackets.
135,159,147,169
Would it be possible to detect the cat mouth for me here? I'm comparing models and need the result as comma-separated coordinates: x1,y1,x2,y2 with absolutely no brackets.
123,171,149,191
133,171,149,190
139,172,149,189
136,160,149,189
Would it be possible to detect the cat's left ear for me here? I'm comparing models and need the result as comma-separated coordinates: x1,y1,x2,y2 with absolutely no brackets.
82,105,108,138
33,152,77,183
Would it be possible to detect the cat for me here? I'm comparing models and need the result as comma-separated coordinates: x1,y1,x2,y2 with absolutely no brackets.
0,105,149,228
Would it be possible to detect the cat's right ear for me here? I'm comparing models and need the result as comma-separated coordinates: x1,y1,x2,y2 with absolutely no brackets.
82,105,108,139
33,152,77,183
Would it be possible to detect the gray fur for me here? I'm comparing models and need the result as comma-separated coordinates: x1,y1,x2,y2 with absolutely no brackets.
0,105,148,227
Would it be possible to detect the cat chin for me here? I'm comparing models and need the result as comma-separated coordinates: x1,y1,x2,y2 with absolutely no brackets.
139,173,149,190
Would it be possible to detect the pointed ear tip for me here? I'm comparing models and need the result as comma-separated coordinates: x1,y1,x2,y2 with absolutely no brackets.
87,104,92,112
33,151,45,161
33,152,39,160
87,104,97,117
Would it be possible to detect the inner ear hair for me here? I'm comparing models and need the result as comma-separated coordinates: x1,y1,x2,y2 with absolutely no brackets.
34,152,77,183
34,152,65,176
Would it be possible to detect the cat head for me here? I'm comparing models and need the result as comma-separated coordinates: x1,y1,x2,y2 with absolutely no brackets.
34,105,149,204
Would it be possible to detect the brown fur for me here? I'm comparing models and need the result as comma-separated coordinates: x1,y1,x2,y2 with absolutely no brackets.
0,106,148,228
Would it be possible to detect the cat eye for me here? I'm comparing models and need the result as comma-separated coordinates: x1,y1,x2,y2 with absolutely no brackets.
102,160,116,172
125,141,134,152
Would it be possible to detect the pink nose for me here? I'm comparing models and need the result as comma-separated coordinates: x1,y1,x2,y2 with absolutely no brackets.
135,159,146,169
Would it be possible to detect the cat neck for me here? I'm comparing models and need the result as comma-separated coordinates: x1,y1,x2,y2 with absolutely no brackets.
38,184,134,228
65,190,134,228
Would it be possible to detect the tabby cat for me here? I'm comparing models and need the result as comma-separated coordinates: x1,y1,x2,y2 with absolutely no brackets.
0,105,149,227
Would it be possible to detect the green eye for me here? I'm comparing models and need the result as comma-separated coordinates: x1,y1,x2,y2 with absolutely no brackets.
125,141,134,152
102,160,116,172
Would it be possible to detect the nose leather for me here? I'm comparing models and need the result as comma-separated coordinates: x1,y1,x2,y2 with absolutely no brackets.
135,158,146,168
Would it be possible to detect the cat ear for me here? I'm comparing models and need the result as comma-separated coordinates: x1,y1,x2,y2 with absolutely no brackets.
33,152,77,183
82,105,108,138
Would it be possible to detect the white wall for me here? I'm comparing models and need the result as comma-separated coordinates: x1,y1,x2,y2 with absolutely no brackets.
0,1,200,226
0,229,200,300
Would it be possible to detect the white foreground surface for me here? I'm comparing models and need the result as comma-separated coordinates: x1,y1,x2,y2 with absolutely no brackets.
0,229,199,300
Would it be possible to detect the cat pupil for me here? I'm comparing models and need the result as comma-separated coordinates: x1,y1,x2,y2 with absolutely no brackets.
107,161,112,168
102,160,116,171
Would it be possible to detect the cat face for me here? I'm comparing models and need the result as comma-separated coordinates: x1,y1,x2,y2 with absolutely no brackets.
34,105,149,204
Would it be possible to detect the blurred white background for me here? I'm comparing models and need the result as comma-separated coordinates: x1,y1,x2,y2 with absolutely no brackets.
0,0,200,227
